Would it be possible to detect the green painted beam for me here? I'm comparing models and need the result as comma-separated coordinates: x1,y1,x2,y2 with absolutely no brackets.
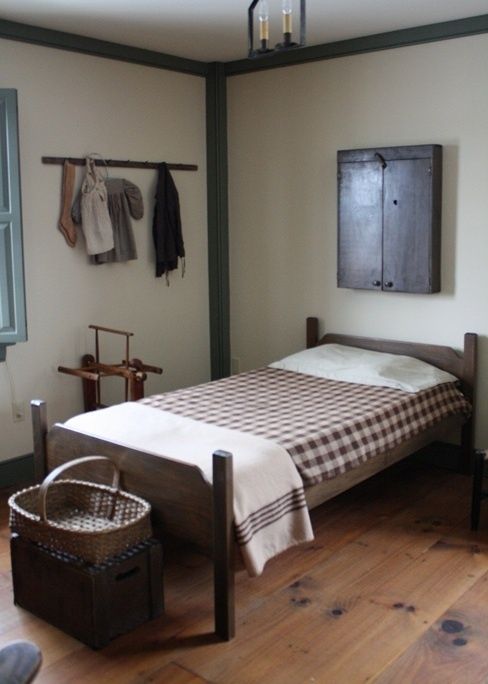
206,63,230,380
0,19,208,76
226,13,488,75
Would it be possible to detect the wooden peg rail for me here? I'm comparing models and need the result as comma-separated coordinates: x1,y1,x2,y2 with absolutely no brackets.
42,156,198,171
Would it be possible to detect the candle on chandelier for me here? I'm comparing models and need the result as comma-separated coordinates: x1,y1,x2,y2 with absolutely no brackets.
282,0,293,38
258,0,270,45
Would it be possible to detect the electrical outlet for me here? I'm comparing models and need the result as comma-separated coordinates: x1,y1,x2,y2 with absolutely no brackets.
12,401,25,422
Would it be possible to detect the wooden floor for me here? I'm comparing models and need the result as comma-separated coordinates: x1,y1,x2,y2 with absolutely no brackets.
2,462,488,683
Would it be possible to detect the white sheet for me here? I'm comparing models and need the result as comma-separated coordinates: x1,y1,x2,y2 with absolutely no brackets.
64,402,314,576
269,343,458,392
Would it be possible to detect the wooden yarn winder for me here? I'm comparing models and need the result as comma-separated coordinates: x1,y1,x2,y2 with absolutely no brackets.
58,325,162,412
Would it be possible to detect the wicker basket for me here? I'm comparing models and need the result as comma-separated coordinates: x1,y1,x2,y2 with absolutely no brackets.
8,456,152,564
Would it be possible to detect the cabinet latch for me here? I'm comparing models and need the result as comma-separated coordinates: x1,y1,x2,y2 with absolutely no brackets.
374,152,388,169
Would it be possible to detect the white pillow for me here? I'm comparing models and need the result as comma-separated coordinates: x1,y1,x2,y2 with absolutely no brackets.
269,343,458,393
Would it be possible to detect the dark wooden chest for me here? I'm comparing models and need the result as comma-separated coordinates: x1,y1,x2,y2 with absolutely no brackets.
10,534,164,649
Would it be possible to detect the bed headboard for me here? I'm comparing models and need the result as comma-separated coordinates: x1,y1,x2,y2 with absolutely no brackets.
306,317,477,403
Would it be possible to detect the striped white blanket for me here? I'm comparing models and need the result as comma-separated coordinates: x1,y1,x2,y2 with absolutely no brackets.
64,403,314,576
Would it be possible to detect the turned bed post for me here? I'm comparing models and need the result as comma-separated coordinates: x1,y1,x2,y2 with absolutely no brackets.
31,399,48,482
212,450,235,640
306,317,319,348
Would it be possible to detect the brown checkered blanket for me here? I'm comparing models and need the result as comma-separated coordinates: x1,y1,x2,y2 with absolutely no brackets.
140,367,471,486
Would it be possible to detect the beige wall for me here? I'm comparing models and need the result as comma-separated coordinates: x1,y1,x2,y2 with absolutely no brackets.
2,31,487,463
228,34,488,445
0,39,209,462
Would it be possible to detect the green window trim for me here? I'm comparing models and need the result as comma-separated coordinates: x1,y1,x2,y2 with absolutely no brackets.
0,89,27,361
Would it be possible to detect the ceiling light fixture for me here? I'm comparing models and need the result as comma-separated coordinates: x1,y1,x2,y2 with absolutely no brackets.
248,0,306,58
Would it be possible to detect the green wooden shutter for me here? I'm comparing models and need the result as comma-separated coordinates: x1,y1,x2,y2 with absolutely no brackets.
0,89,26,361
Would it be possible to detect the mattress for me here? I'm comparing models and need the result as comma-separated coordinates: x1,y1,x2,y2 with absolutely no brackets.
140,367,471,486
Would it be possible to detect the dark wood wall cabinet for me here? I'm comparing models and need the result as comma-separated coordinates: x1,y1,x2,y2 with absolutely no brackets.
337,144,442,293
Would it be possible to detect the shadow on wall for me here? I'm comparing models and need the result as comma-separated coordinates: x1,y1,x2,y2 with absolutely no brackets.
441,144,458,297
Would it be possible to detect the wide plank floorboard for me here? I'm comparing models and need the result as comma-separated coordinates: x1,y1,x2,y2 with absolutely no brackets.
373,570,488,683
1,463,487,683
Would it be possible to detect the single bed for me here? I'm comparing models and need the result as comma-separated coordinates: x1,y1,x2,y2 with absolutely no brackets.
30,318,477,640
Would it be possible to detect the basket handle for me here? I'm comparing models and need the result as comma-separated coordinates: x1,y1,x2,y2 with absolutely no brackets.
38,456,120,522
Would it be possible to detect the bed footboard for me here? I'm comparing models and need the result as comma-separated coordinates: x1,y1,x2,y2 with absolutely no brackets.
30,400,236,641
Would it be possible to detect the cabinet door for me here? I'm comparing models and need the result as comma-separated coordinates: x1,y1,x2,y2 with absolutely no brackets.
337,161,382,290
382,158,436,293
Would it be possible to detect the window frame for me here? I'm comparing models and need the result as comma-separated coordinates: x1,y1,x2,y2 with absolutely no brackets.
0,88,27,361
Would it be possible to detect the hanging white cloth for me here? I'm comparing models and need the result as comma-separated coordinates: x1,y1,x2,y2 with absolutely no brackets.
79,156,114,255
